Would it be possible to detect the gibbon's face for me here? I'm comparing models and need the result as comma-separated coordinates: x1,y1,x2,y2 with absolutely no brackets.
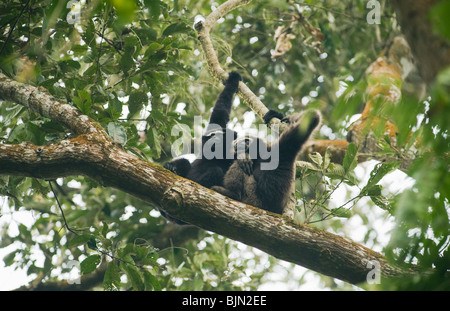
232,135,263,160
202,129,237,156
281,113,302,125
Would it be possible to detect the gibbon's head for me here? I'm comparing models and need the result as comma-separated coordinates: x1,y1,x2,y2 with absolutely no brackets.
232,134,266,160
281,110,321,137
202,128,238,154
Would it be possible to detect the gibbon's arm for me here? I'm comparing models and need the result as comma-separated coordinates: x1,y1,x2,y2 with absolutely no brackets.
277,111,321,163
207,71,242,131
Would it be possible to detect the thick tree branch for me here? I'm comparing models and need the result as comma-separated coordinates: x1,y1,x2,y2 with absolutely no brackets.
0,74,415,285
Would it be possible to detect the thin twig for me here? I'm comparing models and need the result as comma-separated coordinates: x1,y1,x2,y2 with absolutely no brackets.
48,180,79,235
0,0,32,56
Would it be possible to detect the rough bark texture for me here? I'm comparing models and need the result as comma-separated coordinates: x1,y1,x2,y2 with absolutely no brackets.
0,73,412,285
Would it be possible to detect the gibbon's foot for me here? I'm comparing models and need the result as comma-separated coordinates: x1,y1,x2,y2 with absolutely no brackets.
263,109,285,124
212,185,242,201
163,158,191,177
224,71,242,91
163,162,177,172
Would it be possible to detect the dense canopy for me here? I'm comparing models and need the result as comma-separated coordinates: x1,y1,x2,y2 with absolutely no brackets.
0,0,449,291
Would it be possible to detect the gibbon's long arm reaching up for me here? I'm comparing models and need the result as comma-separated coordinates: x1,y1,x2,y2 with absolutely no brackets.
212,110,321,215
163,71,241,187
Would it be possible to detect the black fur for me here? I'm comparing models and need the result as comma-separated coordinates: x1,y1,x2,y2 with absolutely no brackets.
162,71,242,223
263,109,285,124
212,110,321,215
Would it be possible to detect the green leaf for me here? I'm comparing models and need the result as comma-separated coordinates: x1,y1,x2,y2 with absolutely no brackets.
109,0,137,24
148,127,162,159
143,271,161,291
309,152,323,168
366,184,382,196
324,163,345,179
162,22,190,37
429,0,450,39
80,255,101,274
128,91,148,118
58,60,81,72
144,0,162,19
107,122,127,145
103,261,121,291
146,42,164,54
101,222,109,237
87,237,98,250
122,263,144,290
361,162,401,195
343,143,358,172
119,45,135,74
330,208,352,218
69,234,94,248
73,90,92,115
3,251,18,267
370,195,392,212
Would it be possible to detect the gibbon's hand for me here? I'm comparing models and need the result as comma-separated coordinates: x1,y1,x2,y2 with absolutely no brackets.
224,71,242,92
163,162,177,173
263,109,285,125
236,155,254,176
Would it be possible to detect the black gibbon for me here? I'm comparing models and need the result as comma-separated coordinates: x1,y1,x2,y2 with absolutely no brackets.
161,71,242,223
212,110,321,215
164,71,242,187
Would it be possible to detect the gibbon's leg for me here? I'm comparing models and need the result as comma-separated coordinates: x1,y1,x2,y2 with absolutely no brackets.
277,110,321,163
191,165,225,189
212,162,246,201
211,186,242,201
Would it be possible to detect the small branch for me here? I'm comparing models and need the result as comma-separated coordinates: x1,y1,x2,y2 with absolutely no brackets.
48,180,79,235
0,0,31,56
194,0,279,124
0,73,106,137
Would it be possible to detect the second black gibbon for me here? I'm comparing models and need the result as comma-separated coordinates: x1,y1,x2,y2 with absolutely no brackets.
212,110,321,215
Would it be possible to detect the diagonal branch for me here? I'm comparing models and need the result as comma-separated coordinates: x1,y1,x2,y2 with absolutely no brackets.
195,0,276,123
0,74,415,285
0,74,105,136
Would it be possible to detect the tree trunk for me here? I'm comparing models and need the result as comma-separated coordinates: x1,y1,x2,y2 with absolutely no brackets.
391,0,450,84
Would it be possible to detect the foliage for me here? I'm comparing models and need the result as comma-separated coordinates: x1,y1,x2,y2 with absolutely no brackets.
0,0,449,290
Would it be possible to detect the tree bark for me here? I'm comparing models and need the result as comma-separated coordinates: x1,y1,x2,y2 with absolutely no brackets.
391,0,450,84
0,73,413,285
